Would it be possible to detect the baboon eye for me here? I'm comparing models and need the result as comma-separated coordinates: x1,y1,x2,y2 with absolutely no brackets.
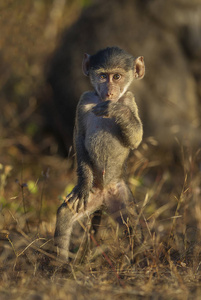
113,74,121,80
99,73,107,80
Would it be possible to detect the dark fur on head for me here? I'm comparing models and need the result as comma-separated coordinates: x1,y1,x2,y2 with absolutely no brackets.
89,47,134,71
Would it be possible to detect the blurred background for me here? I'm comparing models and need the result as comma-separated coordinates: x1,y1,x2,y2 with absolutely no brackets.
0,2,201,297
0,0,201,226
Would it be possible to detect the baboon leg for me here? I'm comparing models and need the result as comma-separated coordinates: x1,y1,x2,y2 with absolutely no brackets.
54,190,105,261
54,182,143,262
103,180,144,249
54,202,74,260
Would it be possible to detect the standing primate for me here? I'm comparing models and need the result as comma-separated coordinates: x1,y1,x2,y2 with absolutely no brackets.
55,47,145,261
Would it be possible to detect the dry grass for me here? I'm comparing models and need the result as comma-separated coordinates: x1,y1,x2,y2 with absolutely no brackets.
0,139,201,300
1,1,201,299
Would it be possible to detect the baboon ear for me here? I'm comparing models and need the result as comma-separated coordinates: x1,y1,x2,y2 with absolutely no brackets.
82,53,90,76
134,56,145,80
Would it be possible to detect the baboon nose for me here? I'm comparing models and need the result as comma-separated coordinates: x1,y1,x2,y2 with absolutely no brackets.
106,92,113,98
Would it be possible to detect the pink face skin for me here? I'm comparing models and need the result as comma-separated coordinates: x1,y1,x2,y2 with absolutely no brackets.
96,72,124,101
92,69,134,102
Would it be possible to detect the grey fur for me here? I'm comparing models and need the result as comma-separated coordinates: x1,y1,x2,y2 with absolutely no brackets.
54,47,144,262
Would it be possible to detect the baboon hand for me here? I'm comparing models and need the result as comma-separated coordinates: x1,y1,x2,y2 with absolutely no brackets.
92,100,112,117
65,185,89,212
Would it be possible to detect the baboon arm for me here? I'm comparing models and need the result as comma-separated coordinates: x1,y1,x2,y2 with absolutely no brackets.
66,101,94,210
92,94,143,149
74,132,93,191
115,99,143,149
74,96,94,187
111,93,142,149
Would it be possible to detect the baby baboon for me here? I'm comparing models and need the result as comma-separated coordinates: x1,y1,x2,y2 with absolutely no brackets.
54,47,144,261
